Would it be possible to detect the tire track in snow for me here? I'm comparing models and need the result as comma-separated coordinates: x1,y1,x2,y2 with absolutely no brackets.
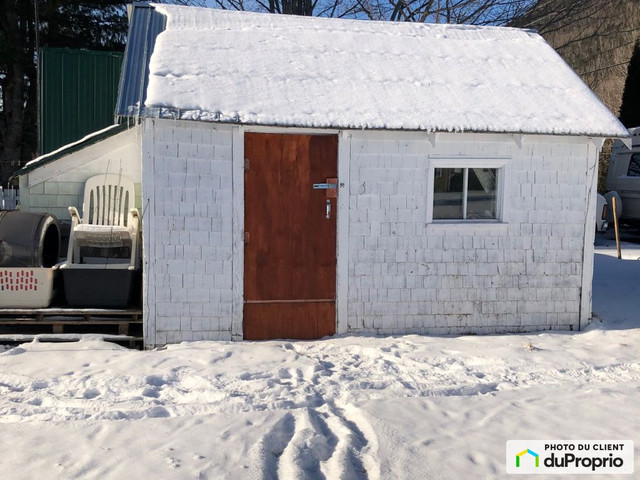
252,404,378,480
321,403,380,480
252,413,296,480
277,408,337,480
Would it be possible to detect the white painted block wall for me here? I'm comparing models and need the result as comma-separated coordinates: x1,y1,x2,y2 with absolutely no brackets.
143,120,598,345
345,131,596,335
142,119,235,346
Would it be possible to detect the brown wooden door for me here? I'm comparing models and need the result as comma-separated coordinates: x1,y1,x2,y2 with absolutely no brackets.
243,133,338,340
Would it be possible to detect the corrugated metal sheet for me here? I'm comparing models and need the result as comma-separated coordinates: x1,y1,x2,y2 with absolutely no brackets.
115,4,166,118
38,48,124,155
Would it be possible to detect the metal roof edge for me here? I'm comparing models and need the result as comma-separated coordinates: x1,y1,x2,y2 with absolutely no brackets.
115,3,167,118
13,124,130,178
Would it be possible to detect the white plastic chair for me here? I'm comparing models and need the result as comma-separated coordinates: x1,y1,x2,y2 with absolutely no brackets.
64,174,140,269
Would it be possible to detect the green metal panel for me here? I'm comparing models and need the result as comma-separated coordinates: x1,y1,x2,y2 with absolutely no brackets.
38,48,124,155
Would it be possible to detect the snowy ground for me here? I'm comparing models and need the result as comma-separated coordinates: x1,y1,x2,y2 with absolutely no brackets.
1,244,638,479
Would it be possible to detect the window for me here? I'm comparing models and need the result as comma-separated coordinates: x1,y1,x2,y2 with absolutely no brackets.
626,153,640,177
427,159,508,223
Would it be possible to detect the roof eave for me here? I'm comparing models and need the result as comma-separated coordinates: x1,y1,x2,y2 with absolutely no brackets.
13,124,130,178
123,107,631,140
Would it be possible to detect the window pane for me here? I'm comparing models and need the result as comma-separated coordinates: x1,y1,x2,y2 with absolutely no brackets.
433,168,463,219
466,168,497,219
627,154,640,177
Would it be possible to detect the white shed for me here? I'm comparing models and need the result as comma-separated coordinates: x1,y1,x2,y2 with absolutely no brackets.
115,4,628,347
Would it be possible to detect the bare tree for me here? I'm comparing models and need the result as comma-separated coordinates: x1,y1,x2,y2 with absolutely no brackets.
208,0,362,17
513,0,640,114
357,0,533,24
207,0,538,21
516,1,640,191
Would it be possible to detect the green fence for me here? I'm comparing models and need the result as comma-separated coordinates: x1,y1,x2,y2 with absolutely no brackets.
38,47,123,156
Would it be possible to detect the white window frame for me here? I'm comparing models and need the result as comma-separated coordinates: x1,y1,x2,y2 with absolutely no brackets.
426,157,510,223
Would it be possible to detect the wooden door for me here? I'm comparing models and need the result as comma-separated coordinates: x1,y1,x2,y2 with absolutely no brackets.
243,133,338,340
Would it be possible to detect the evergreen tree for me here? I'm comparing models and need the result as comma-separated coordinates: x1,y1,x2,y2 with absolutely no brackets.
619,39,640,129
40,1,129,51
0,1,129,186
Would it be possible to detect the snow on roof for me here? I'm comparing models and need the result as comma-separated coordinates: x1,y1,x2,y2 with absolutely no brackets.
15,124,128,177
139,4,627,137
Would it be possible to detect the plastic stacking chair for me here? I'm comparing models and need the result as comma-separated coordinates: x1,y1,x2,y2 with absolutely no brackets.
64,174,140,270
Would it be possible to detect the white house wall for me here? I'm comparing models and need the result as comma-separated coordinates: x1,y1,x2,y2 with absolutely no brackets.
346,130,596,335
142,119,235,346
142,119,598,346
19,127,142,220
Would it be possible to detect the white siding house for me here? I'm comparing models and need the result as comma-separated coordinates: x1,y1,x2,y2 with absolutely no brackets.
114,4,628,347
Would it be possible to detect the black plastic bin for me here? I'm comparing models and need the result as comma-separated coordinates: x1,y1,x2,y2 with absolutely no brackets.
0,211,60,267
62,269,141,308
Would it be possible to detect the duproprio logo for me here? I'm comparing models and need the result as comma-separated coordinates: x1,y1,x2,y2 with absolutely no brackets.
506,440,634,475
516,449,539,468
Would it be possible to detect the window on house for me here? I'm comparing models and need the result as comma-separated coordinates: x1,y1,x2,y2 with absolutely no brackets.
432,167,499,221
626,154,640,177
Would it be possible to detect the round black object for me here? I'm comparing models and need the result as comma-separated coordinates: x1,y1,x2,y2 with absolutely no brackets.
0,211,61,267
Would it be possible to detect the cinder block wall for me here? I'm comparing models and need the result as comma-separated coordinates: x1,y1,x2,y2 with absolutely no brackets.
346,131,594,335
142,119,234,346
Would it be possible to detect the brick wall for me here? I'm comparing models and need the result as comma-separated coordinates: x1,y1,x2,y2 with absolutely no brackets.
142,119,234,346
345,131,595,335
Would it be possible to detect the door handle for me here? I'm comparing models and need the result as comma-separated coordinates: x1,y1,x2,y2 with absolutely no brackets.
314,178,337,219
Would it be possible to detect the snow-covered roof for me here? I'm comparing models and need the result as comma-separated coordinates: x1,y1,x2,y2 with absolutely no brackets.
14,124,128,177
117,4,628,137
